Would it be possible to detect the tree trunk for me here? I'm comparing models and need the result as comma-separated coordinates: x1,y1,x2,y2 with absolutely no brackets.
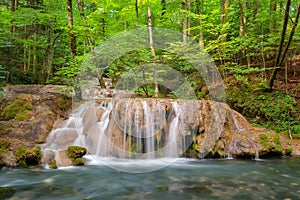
237,0,250,68
43,26,55,84
148,7,159,98
161,0,166,16
67,0,76,59
77,0,106,88
220,0,225,25
10,0,18,34
269,2,300,90
182,0,190,44
196,0,204,48
220,0,230,42
135,0,139,27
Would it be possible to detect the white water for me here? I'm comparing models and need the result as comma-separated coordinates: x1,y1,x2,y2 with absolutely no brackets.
165,102,180,157
43,99,196,167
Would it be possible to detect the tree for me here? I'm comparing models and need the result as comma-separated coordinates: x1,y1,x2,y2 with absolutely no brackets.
68,0,76,59
77,0,106,88
148,7,158,98
269,1,300,90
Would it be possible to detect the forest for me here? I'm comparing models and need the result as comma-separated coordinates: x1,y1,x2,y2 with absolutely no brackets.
0,0,300,138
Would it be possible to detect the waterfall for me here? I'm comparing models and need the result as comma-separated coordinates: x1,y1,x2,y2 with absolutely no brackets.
42,95,263,167
164,102,180,157
142,101,155,159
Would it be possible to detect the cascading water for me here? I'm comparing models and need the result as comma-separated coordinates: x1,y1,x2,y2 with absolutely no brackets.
164,102,180,158
42,92,263,168
43,98,199,167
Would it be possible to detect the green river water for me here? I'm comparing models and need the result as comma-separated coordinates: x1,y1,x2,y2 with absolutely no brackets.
1,158,300,200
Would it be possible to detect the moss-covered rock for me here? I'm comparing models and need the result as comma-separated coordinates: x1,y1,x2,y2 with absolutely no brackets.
15,146,42,167
284,146,293,155
49,159,58,169
66,146,87,166
155,185,168,191
0,187,15,199
0,95,32,121
72,158,85,166
259,133,284,156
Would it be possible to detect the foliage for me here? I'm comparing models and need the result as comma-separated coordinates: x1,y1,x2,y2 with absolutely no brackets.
0,65,8,86
259,133,283,154
227,78,300,136
0,0,299,140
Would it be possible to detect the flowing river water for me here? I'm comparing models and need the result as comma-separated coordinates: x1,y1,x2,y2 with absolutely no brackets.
1,158,300,200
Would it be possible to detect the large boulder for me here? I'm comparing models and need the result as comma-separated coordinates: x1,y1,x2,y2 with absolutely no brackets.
0,85,72,167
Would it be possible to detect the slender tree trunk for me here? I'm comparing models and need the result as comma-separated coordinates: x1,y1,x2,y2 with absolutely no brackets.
238,0,247,37
182,0,190,44
148,7,158,98
253,0,259,17
10,0,17,34
196,0,204,48
43,26,55,83
238,0,251,68
224,0,230,25
220,0,230,42
161,0,166,16
67,0,76,59
220,0,225,25
33,32,37,73
269,3,300,90
135,0,139,27
77,0,106,88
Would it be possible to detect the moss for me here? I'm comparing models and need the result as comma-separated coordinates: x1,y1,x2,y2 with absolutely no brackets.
259,133,284,154
72,158,85,166
0,139,10,153
49,159,57,169
284,147,293,155
57,96,71,111
15,146,42,167
0,187,15,199
67,146,87,166
0,95,32,121
155,185,168,191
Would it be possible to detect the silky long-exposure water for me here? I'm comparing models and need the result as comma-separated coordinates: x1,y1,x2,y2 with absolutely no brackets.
1,158,300,200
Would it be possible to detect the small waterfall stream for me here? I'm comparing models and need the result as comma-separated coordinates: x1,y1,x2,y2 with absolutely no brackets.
42,94,263,167
43,98,199,166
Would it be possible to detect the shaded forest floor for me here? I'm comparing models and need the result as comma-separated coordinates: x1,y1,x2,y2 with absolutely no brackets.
224,55,300,138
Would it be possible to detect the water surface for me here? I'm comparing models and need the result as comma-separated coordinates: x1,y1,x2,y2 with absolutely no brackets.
1,158,300,200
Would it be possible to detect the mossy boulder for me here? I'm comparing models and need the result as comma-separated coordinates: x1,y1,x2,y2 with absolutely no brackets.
0,95,32,121
66,146,87,166
15,146,42,167
284,146,293,155
259,133,284,156
49,159,58,169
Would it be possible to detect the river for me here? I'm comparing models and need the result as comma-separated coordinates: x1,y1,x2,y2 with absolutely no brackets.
1,158,300,199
